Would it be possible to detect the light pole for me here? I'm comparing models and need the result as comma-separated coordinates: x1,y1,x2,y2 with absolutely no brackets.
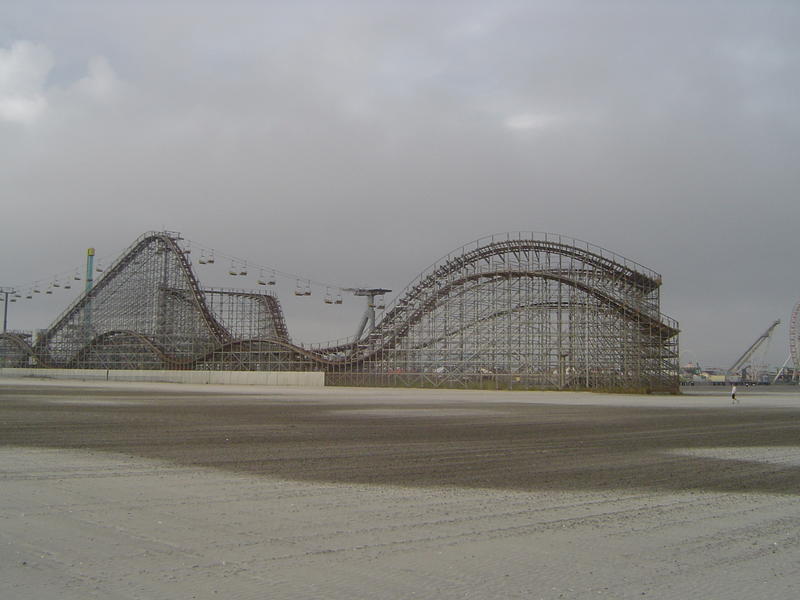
1,286,17,333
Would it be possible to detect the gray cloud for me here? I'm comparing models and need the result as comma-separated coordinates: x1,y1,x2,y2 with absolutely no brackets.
1,0,799,367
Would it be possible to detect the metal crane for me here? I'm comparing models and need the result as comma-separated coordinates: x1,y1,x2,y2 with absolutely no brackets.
727,319,780,383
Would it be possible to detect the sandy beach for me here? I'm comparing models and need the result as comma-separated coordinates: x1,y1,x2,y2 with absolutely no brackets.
1,379,799,599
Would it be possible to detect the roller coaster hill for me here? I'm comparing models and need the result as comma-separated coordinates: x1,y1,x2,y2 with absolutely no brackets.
0,231,680,392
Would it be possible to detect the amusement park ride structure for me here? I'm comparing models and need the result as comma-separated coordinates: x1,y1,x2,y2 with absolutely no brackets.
726,319,780,384
1,230,681,391
781,300,800,384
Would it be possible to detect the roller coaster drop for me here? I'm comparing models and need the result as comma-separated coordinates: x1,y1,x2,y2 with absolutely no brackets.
1,231,679,391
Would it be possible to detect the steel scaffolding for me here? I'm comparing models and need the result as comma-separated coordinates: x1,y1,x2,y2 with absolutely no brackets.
0,231,679,391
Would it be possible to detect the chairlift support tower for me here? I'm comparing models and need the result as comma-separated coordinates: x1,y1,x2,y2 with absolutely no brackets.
344,287,391,340
1,287,17,333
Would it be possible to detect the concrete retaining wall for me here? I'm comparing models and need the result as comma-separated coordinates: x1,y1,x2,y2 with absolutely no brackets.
0,368,325,387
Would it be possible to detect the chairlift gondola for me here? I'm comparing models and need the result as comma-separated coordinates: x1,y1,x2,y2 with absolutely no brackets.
334,293,343,305
239,262,248,276
267,270,276,285
229,261,238,276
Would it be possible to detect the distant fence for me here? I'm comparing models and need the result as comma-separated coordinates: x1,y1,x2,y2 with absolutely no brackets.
0,368,324,387
325,372,678,393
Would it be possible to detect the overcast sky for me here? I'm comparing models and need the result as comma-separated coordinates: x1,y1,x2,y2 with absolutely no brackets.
2,0,798,369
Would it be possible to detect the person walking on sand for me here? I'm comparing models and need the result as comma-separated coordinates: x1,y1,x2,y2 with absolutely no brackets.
731,384,738,405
